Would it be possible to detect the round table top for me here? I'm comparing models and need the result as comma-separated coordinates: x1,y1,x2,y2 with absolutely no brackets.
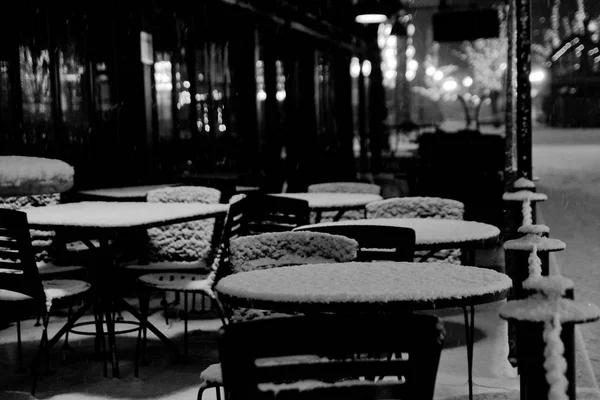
216,261,512,314
0,156,74,196
272,193,382,211
294,218,501,249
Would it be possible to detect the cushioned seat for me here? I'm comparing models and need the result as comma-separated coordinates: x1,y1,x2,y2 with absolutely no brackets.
138,272,214,293
124,260,208,272
0,279,90,307
0,289,33,302
36,262,88,276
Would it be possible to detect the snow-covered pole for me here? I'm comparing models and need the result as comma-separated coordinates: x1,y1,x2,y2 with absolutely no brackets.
503,233,565,300
503,182,546,230
504,0,517,192
500,276,599,400
502,230,566,369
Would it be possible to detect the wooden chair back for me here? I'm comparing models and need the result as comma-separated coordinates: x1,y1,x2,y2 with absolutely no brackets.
210,194,247,282
0,208,45,305
242,194,310,235
219,312,445,400
294,224,416,262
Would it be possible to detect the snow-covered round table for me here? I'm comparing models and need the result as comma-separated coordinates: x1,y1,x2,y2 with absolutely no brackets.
217,261,511,400
295,218,500,251
294,218,500,264
216,261,511,313
271,192,382,223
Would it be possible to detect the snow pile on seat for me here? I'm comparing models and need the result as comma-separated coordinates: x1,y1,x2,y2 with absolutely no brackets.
366,197,464,220
145,186,221,264
229,231,358,274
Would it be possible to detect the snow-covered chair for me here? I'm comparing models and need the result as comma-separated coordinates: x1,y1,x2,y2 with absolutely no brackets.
198,230,359,399
307,181,382,222
224,230,358,320
217,313,445,400
123,186,222,344
0,208,91,395
366,196,465,264
135,194,245,367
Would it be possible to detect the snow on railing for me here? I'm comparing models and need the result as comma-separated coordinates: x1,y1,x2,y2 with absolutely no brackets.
543,313,569,400
501,179,600,400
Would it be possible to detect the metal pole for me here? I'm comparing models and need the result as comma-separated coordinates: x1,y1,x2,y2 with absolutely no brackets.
504,0,516,190
515,0,532,179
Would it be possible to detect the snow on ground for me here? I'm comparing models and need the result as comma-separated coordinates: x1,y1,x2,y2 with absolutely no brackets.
532,126,600,384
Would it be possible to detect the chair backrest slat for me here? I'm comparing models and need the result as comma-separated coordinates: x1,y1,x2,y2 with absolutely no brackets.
219,313,445,400
295,224,416,262
259,382,407,400
243,195,310,235
0,209,46,303
0,237,19,250
207,194,247,285
0,248,21,261
257,358,409,383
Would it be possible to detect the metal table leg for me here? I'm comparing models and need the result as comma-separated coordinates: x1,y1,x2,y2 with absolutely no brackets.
462,305,475,400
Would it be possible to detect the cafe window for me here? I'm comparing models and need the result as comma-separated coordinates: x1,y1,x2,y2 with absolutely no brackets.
56,13,89,146
154,53,174,142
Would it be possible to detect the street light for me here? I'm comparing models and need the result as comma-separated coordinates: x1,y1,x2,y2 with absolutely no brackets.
442,79,458,92
529,69,546,83
354,0,389,24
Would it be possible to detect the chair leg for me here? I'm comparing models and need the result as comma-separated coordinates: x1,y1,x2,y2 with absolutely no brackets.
184,292,189,363
215,385,222,400
162,293,169,326
31,312,50,396
62,305,73,350
190,293,198,313
92,297,108,377
135,290,151,377
34,315,41,327
16,320,26,373
96,306,108,378
103,298,120,378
